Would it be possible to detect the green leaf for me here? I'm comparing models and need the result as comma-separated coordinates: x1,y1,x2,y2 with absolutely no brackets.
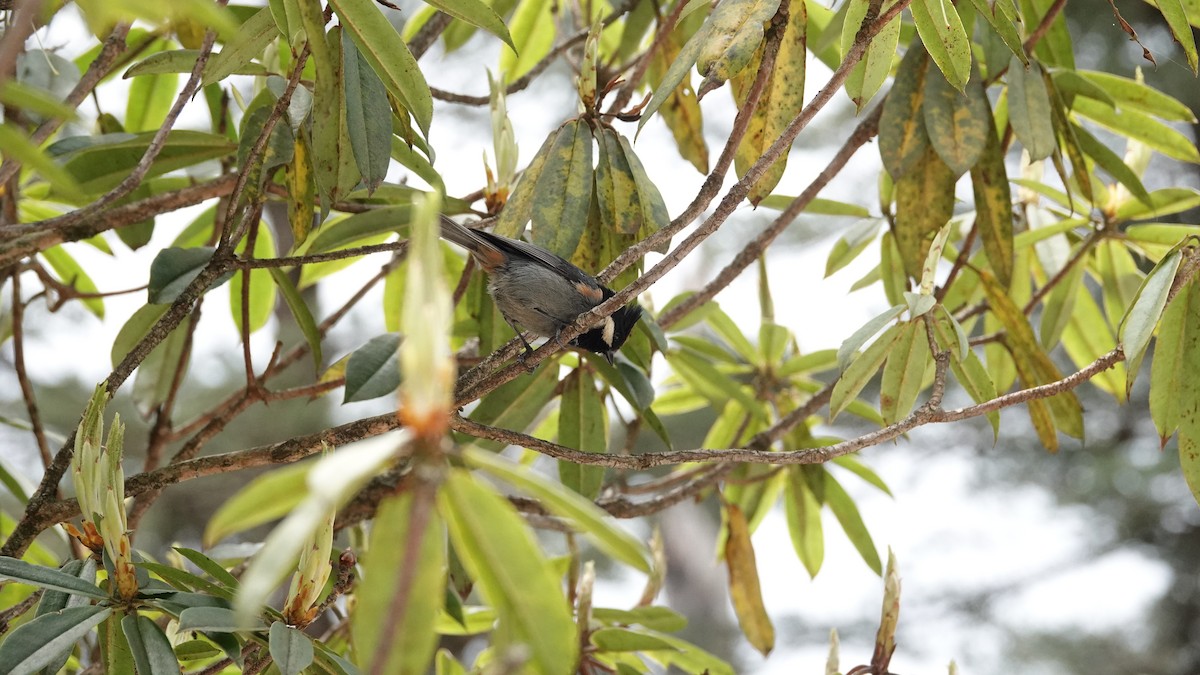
591,606,688,632
467,362,560,448
204,460,313,546
269,268,323,373
1120,248,1182,394
557,369,607,499
499,0,553,80
125,69,179,133
1074,70,1197,122
0,124,85,201
439,469,578,674
783,467,824,577
1072,96,1200,164
0,556,108,598
344,333,402,403
843,0,901,111
231,223,278,335
1070,122,1152,208
1151,279,1199,443
178,606,263,633
0,81,80,122
329,0,433,135
465,448,652,573
638,14,713,132
342,30,392,193
352,491,444,675
131,318,190,416
269,621,314,675
303,205,411,254
423,0,513,48
667,349,763,416
824,473,881,575
878,46,929,178
40,245,104,318
122,613,179,675
147,247,232,304
1155,0,1198,73
837,304,906,372
879,321,931,424
0,605,111,675
1007,58,1056,161
52,131,236,194
968,0,1025,65
591,627,680,652
173,548,240,590
910,0,971,90
203,7,280,86
830,323,902,420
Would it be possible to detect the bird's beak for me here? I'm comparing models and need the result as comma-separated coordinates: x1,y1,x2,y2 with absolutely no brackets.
604,351,615,366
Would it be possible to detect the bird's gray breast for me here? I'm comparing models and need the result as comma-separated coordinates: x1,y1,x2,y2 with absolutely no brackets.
488,263,598,337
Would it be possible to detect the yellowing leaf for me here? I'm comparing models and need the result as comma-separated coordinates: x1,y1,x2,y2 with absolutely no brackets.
723,502,774,655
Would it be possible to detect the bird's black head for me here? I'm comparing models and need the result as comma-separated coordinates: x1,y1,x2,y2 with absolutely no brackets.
571,303,644,364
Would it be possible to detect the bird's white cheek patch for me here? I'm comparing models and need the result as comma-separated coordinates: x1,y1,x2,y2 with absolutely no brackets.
601,317,615,348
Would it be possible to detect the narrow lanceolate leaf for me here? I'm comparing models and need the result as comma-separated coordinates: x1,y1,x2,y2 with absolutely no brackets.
231,223,277,335
837,304,906,372
286,132,318,245
878,47,929,179
910,0,971,90
1073,70,1197,123
328,0,432,135
1007,58,1055,161
353,491,445,675
980,271,1083,449
310,25,362,212
269,268,322,373
723,502,775,656
440,470,578,675
421,0,514,49
1071,123,1152,208
1061,283,1127,402
1121,249,1182,395
1151,277,1200,444
557,369,607,499
696,0,783,95
499,0,553,80
40,245,104,318
967,0,1025,65
203,7,280,86
126,69,179,133
0,605,111,675
122,613,179,675
648,33,709,174
824,473,882,575
879,321,931,425
1072,97,1200,164
892,144,955,279
465,448,653,573
638,15,714,132
831,323,903,420
342,30,392,192
922,64,989,177
203,459,313,547
783,467,824,577
1156,0,1198,73
529,120,593,258
733,0,807,204
0,124,85,201
0,556,107,598
970,104,1014,288
931,308,999,436
842,0,900,111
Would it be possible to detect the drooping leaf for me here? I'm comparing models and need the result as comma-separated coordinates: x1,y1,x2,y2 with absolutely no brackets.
878,47,930,179
1006,58,1056,161
122,613,179,675
342,30,393,192
909,0,971,90
824,473,882,575
922,63,989,177
842,0,900,111
722,502,775,655
891,143,955,279
557,368,607,499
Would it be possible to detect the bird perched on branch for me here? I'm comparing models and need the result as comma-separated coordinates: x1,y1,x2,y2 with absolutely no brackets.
439,215,643,365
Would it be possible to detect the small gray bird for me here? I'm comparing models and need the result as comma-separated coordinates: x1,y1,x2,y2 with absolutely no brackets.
439,216,643,364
